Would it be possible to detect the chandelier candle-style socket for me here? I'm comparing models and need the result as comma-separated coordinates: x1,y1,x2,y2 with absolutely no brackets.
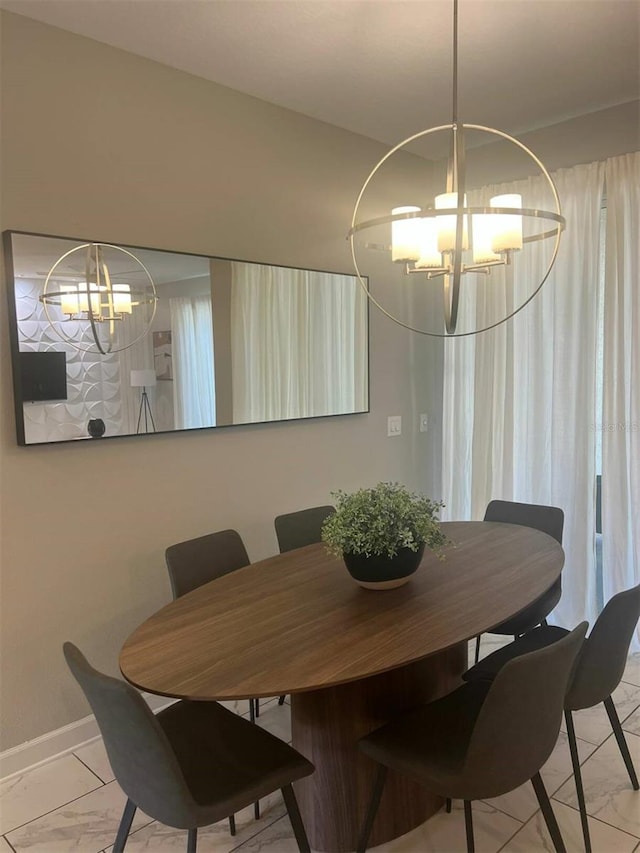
40,242,157,354
348,0,565,336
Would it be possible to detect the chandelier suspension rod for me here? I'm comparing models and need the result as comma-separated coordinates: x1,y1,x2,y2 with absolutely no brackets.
452,0,459,126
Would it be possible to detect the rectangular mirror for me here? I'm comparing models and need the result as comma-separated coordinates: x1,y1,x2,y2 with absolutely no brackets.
4,231,369,445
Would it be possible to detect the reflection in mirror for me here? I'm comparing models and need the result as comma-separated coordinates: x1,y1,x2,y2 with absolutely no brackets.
5,232,369,445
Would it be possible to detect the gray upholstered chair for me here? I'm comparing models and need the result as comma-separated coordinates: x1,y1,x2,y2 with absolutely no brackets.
166,528,262,823
464,583,640,853
165,529,264,720
473,499,565,663
274,505,335,554
356,623,587,853
63,643,313,853
273,506,334,706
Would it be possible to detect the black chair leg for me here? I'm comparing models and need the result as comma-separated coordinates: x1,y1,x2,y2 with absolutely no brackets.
279,694,286,705
463,800,474,853
531,771,566,853
249,698,256,723
254,799,261,820
187,827,197,853
113,798,137,853
446,797,452,813
357,765,388,853
474,635,481,664
228,814,236,836
255,698,260,718
565,710,591,853
281,784,310,853
604,695,639,789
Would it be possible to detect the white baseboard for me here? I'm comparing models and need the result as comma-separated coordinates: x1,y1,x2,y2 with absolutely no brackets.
0,693,172,782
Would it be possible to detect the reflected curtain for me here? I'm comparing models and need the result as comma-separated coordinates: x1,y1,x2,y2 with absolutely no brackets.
441,161,605,632
231,263,367,422
602,152,640,650
170,296,216,429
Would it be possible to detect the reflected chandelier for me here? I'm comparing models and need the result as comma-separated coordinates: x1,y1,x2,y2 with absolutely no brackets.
348,0,565,336
40,242,157,354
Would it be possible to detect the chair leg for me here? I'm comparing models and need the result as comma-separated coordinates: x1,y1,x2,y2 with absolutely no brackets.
531,771,566,853
474,635,481,664
604,695,639,790
446,797,452,813
279,694,286,705
187,827,197,853
565,710,591,853
255,697,260,718
249,698,256,723
463,800,474,853
254,799,261,820
357,765,388,853
113,798,137,853
228,814,236,836
281,784,311,853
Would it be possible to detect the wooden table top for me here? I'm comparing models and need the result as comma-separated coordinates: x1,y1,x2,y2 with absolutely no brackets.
120,521,564,701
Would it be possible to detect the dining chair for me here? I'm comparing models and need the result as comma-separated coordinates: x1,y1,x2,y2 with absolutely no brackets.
63,643,313,853
463,583,640,853
473,499,564,663
165,529,263,719
166,528,262,822
356,622,587,853
274,505,335,554
273,505,334,706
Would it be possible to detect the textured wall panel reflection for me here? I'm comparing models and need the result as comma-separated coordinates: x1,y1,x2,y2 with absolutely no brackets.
16,279,123,442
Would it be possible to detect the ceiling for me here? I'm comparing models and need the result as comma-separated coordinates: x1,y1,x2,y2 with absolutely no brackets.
1,0,639,149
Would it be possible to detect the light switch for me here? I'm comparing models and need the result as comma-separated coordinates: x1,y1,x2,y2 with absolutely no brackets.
387,415,402,436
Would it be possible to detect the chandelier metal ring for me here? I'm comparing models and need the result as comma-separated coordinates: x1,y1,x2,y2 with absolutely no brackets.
348,122,565,338
41,242,158,354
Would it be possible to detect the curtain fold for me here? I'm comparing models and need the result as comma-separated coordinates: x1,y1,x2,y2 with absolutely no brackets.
170,296,216,429
602,152,640,650
442,160,605,632
231,263,367,423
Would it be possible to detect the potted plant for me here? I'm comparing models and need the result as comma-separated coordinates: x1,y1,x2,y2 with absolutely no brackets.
321,481,450,589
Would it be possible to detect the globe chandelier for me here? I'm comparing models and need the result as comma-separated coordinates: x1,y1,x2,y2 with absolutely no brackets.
348,0,566,337
40,242,157,354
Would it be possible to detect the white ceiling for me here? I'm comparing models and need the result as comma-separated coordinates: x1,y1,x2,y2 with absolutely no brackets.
2,0,639,148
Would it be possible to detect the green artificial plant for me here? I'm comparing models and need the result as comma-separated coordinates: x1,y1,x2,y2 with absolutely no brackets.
321,482,450,559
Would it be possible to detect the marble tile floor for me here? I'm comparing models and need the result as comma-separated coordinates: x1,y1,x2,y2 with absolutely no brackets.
1,646,638,853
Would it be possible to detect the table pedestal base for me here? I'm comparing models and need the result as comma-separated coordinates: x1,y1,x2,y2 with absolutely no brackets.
291,642,467,852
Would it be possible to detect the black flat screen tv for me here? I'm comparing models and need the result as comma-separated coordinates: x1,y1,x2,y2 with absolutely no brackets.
19,351,67,402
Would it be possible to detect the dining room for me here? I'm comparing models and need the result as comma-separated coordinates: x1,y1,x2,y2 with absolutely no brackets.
0,1,638,851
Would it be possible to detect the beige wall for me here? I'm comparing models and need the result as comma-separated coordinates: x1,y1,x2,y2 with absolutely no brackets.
0,12,441,749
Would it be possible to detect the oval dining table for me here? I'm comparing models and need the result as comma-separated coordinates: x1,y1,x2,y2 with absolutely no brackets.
120,520,564,852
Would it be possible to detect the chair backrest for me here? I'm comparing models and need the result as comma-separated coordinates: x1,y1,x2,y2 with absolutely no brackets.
566,583,640,710
63,643,196,827
462,621,587,799
165,529,249,599
484,499,564,544
274,505,335,553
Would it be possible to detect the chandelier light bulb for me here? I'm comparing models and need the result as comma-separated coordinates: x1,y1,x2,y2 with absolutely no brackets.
391,206,422,262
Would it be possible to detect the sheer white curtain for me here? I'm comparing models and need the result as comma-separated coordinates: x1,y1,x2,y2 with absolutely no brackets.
442,161,605,630
231,263,367,423
602,152,640,650
170,296,216,429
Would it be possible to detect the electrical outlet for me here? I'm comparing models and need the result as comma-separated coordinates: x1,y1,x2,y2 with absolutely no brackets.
387,415,402,436
419,413,429,433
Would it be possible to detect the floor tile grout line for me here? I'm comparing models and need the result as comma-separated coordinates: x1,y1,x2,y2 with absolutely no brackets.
2,834,18,853
1,769,105,838
227,809,289,853
72,752,110,787
549,795,640,843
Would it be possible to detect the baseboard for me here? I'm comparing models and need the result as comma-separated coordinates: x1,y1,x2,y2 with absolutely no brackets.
0,693,172,782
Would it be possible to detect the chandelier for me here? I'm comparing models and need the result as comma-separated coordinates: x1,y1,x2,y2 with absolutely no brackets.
40,242,157,354
348,0,565,337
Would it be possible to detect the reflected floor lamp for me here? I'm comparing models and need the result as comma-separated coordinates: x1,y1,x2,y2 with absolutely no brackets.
130,369,157,434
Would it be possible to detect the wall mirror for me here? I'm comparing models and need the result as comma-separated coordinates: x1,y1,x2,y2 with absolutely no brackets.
4,231,369,445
